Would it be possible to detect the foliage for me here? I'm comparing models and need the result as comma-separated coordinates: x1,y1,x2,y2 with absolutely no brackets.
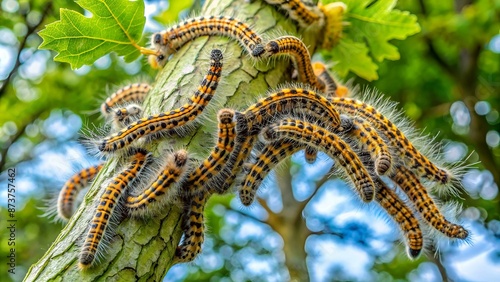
321,0,421,80
38,0,146,69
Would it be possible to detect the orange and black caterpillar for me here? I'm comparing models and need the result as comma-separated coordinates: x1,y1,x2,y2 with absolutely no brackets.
100,83,150,116
374,178,423,258
264,36,325,91
57,164,104,221
99,49,223,153
263,0,324,28
392,166,468,240
241,87,341,135
312,62,348,97
180,109,237,196
79,148,153,269
150,16,264,68
125,150,189,215
330,97,451,184
175,189,210,263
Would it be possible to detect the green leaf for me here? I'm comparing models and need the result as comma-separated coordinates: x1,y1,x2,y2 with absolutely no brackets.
343,0,421,61
38,0,146,69
325,38,379,81
153,0,195,25
322,0,420,80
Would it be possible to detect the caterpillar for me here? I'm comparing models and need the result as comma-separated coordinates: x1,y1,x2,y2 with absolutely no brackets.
264,36,325,91
215,128,258,194
241,87,341,136
260,118,376,202
99,49,223,153
180,109,237,196
175,189,210,262
79,148,153,270
100,83,150,117
263,0,325,28
330,97,451,184
347,116,393,176
57,164,104,221
375,178,423,258
392,166,468,239
312,62,349,97
149,16,264,68
125,150,189,215
239,141,303,205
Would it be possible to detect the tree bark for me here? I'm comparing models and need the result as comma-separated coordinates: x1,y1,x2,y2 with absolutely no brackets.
24,0,320,280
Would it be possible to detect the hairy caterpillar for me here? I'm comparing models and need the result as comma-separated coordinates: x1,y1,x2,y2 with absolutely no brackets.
392,166,468,239
57,164,104,221
241,87,341,135
375,178,423,258
125,150,189,215
264,36,325,91
215,124,258,195
149,16,264,68
79,148,153,270
330,97,451,184
347,116,393,176
312,62,348,97
260,118,376,202
99,49,223,153
180,109,237,196
239,141,303,205
175,190,210,262
100,83,150,116
263,0,325,28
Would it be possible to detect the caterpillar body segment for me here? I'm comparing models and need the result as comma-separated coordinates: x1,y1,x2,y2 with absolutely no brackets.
261,119,376,202
242,87,341,136
204,111,258,195
79,148,153,270
100,83,150,116
330,97,451,184
304,145,318,164
125,150,189,216
348,116,393,176
312,62,348,97
57,164,104,221
180,109,237,196
263,0,325,28
175,190,210,263
392,166,468,240
374,179,423,258
215,133,258,195
264,36,324,91
99,49,223,153
239,141,303,206
150,16,264,68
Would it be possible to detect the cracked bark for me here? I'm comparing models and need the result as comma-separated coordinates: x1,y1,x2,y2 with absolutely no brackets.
24,0,321,280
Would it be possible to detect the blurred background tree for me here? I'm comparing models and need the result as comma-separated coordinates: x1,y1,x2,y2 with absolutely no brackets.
0,0,499,281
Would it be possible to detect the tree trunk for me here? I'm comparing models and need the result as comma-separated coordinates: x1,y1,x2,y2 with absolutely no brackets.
24,0,320,280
